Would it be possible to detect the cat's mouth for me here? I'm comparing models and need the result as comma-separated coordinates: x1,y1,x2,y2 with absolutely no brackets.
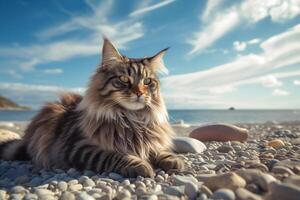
118,96,147,110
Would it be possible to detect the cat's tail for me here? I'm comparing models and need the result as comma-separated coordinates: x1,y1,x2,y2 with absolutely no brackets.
0,139,30,161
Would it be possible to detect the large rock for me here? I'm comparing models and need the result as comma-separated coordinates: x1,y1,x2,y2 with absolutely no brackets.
0,129,20,143
196,172,246,191
189,124,248,142
264,182,300,200
235,169,278,192
173,137,206,153
235,188,263,200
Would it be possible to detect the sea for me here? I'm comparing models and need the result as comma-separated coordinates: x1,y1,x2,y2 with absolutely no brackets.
0,109,300,125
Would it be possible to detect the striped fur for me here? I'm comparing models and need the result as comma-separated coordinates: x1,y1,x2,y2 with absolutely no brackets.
0,38,184,177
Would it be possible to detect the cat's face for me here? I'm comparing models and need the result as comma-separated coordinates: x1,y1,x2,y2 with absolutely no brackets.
90,38,168,111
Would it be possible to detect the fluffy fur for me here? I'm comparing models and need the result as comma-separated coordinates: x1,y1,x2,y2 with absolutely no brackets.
0,38,184,177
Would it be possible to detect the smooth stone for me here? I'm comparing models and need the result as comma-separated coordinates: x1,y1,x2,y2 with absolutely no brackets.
235,188,263,200
198,194,208,200
274,160,300,174
212,189,235,200
196,172,246,191
170,175,198,185
264,182,300,200
283,175,300,187
200,185,212,197
173,137,206,153
0,129,20,143
11,186,27,194
24,193,38,200
116,190,131,199
69,184,83,191
165,186,185,197
58,181,68,191
271,166,294,175
109,172,123,180
0,190,7,200
76,192,94,200
184,182,198,199
267,139,285,149
9,193,22,200
235,169,278,192
82,179,95,187
189,124,248,142
61,191,76,200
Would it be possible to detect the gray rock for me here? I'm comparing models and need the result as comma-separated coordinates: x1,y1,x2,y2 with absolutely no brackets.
34,188,53,197
9,193,22,200
173,137,206,153
109,172,123,180
82,179,95,187
61,191,76,200
165,186,185,197
58,181,68,191
171,175,198,185
116,190,131,199
198,194,208,200
271,166,294,175
184,182,198,199
212,189,235,200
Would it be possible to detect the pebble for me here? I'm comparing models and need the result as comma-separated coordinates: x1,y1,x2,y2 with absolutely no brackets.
24,193,38,200
267,139,285,149
69,184,83,191
283,175,300,187
170,175,198,185
109,172,123,180
61,191,76,200
173,137,207,153
76,192,94,200
265,182,300,200
184,182,198,199
11,186,27,194
196,172,246,191
271,166,294,175
58,181,68,191
235,188,263,200
82,179,95,187
164,186,184,197
217,145,234,153
211,188,235,200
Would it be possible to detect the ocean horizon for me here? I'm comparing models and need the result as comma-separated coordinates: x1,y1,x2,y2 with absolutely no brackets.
1,109,300,125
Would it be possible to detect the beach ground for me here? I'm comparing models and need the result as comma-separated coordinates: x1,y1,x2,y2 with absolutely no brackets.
0,121,300,199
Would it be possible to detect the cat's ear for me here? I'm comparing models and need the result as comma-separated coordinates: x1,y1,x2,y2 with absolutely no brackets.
148,48,169,74
101,37,123,67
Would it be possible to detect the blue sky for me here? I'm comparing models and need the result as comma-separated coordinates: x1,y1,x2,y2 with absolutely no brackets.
0,0,300,109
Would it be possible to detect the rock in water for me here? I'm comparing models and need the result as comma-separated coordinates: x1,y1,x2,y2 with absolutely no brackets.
196,172,246,191
267,139,285,149
264,182,300,200
173,137,206,153
189,124,248,142
0,129,20,143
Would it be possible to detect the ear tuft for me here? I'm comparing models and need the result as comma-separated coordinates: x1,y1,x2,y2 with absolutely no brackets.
148,48,169,74
102,37,122,67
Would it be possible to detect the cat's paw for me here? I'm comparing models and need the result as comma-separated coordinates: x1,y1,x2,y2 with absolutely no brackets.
156,154,185,172
120,156,154,178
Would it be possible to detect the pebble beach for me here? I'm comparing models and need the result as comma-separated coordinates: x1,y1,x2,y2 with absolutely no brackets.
0,122,300,200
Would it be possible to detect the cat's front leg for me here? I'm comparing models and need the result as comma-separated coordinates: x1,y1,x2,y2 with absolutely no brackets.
150,151,185,172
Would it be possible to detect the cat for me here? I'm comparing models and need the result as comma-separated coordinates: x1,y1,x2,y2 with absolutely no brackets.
0,38,184,177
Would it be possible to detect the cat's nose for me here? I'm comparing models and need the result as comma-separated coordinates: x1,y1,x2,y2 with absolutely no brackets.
135,90,144,97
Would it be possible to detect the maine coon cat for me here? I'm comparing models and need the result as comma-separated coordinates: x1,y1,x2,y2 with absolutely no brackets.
0,38,184,177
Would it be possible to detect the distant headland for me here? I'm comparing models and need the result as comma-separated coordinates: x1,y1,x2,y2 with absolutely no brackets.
0,96,31,111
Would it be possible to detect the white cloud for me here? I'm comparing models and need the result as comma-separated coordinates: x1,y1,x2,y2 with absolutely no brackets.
163,24,300,106
129,0,176,17
294,80,300,85
272,89,290,96
43,68,64,75
201,0,225,22
248,38,261,44
0,0,145,71
233,41,247,51
260,75,282,87
188,0,300,55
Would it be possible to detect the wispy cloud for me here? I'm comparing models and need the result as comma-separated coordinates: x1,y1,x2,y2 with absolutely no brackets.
294,80,300,85
163,24,300,106
129,0,176,17
188,0,300,55
43,68,64,75
233,38,261,52
0,0,144,71
272,89,290,96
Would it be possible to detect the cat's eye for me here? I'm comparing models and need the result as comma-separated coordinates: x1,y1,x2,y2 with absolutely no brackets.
143,78,152,85
119,75,129,83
